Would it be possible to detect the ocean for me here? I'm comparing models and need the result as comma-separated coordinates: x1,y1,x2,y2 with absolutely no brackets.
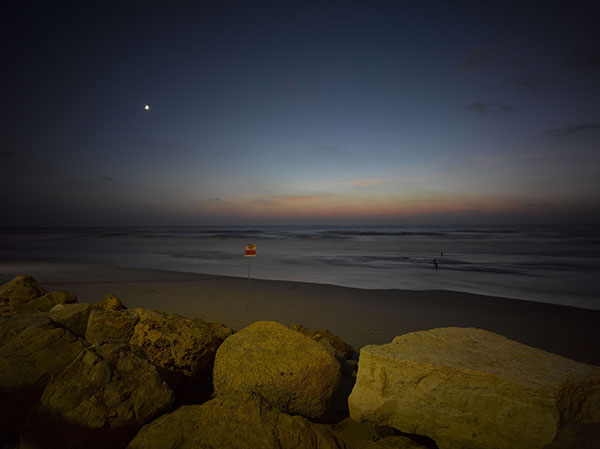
1,225,599,310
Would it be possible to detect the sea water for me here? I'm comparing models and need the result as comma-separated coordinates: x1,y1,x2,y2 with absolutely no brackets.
1,225,599,310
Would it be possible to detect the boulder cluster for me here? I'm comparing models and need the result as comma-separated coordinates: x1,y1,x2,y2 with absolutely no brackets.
1,275,599,449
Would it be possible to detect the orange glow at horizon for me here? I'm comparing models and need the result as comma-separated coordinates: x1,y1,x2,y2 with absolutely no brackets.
193,190,575,222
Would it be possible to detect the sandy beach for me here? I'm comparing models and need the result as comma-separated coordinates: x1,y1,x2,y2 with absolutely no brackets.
2,259,598,366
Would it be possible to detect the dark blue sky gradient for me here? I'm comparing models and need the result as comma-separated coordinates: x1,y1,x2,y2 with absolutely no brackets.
2,1,599,225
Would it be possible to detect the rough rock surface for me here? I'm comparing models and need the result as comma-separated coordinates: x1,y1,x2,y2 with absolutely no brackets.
290,324,355,360
213,321,341,418
48,302,95,337
127,392,341,449
327,417,398,449
0,316,86,441
86,308,140,344
348,327,600,449
21,343,175,449
0,275,46,304
205,319,234,341
365,436,429,449
0,275,47,316
12,290,78,315
129,309,231,396
96,293,126,311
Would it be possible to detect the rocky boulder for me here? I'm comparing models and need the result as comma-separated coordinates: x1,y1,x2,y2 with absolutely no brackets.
213,321,341,418
48,302,95,337
86,308,140,345
129,309,231,397
0,298,8,317
205,319,234,341
0,275,49,316
21,343,175,449
0,275,46,304
0,316,87,442
290,324,355,360
327,417,399,449
95,293,126,311
365,436,429,449
127,392,341,449
348,327,600,449
12,290,78,315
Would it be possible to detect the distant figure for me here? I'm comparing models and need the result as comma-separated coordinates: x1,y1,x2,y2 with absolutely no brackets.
441,251,444,258
433,258,438,270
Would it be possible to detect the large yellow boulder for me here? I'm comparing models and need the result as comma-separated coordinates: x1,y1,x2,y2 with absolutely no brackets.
349,327,600,449
213,321,341,418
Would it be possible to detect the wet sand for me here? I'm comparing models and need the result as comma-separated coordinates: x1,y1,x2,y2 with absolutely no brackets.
1,260,599,365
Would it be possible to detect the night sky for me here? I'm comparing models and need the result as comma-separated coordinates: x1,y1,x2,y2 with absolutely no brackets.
2,1,599,226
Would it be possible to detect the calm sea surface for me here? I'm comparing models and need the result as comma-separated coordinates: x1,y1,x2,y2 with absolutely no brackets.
1,225,599,310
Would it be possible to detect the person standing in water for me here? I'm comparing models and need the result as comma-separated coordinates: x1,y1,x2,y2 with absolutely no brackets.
433,258,438,270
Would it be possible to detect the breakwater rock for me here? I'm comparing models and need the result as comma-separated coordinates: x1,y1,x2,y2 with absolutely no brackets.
21,343,175,449
4,274,598,448
0,275,365,449
0,275,75,316
289,323,355,360
0,315,87,442
127,392,341,449
349,327,600,449
213,321,341,419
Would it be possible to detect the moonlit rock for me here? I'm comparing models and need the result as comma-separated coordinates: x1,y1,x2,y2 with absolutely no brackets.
348,327,600,449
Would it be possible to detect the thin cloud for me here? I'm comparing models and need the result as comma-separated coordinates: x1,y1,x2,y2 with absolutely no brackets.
468,102,489,114
253,194,326,207
253,198,279,207
547,123,600,137
467,102,515,115
347,179,381,188
101,175,115,181
463,48,493,70
200,197,236,210
441,208,485,216
565,47,600,71
510,77,540,94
